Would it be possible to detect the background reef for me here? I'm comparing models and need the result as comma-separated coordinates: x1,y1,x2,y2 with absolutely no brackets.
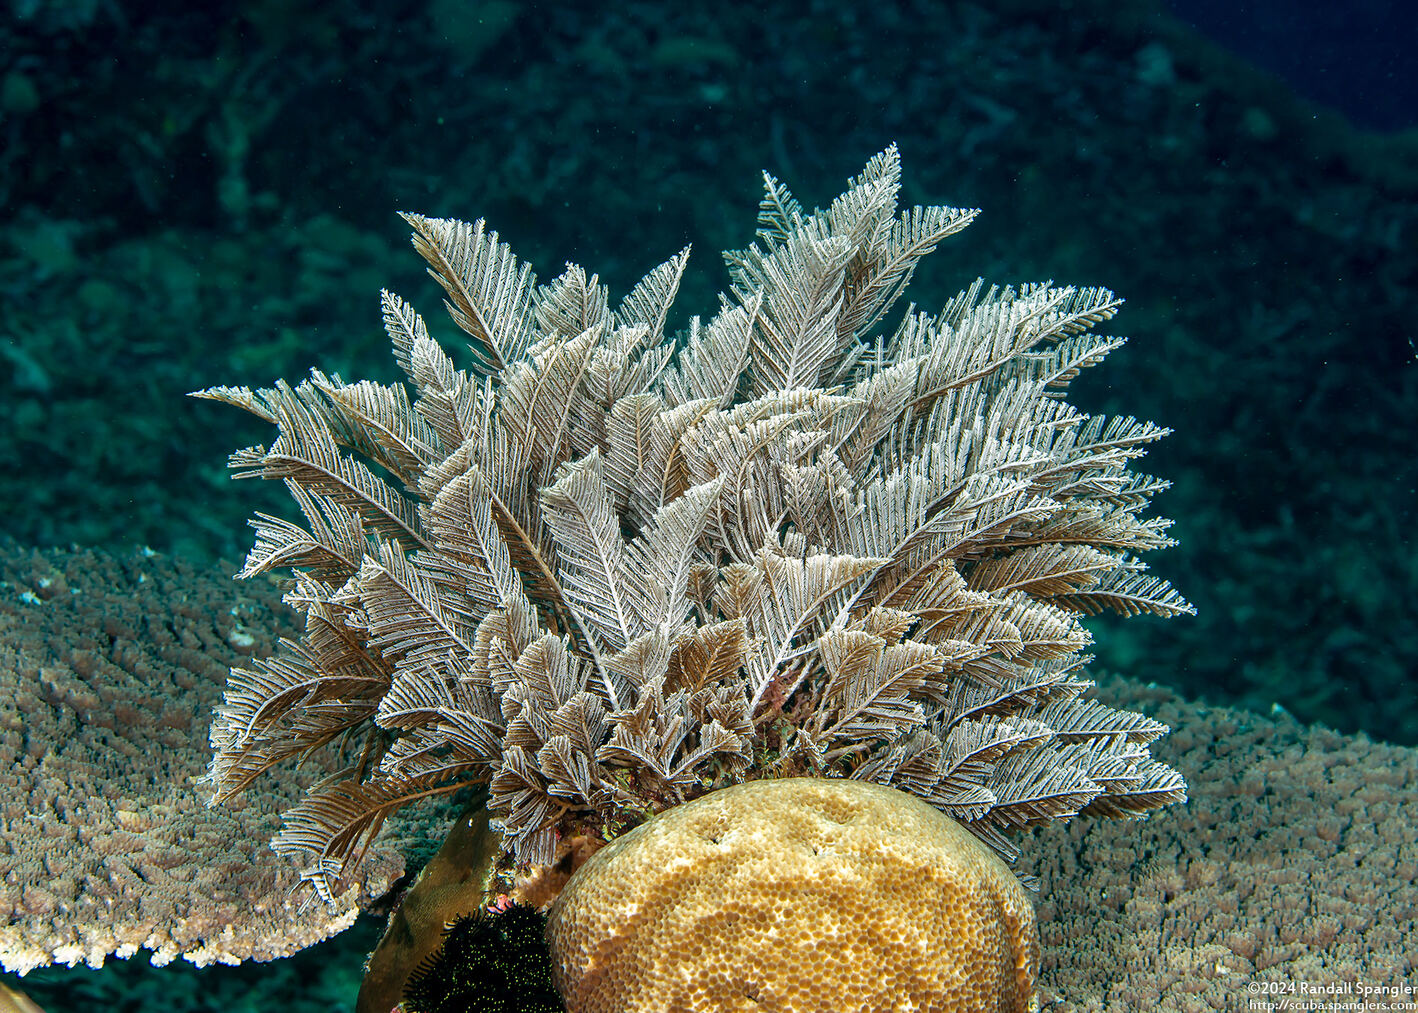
2,0,1415,1008
5,0,1415,744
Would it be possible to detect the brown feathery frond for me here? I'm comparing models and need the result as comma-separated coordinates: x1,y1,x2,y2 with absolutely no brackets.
419,463,528,616
722,544,885,713
1035,696,1171,744
1079,757,1188,818
940,716,1057,784
812,630,937,753
219,381,430,551
309,374,441,489
982,744,1103,828
376,658,503,770
203,638,386,801
349,540,479,673
965,543,1119,599
666,619,751,695
239,481,370,582
274,770,478,903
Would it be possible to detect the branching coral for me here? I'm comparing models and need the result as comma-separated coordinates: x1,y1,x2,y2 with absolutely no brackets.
0,546,409,975
196,146,1189,904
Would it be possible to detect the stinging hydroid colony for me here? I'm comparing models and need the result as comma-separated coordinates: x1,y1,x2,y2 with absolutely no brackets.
195,146,1191,900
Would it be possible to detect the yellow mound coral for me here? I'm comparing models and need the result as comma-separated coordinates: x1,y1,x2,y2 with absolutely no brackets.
546,778,1038,1013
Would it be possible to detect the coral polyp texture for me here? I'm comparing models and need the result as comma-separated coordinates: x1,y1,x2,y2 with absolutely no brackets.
0,546,408,976
547,777,1037,1013
196,145,1189,904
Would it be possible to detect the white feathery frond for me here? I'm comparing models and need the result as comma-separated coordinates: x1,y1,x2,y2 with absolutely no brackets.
615,246,690,346
662,295,759,408
740,234,853,396
535,262,610,340
540,450,634,653
402,213,537,375
622,478,725,633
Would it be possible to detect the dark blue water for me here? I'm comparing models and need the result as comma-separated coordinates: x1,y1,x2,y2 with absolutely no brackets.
1166,0,1418,130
